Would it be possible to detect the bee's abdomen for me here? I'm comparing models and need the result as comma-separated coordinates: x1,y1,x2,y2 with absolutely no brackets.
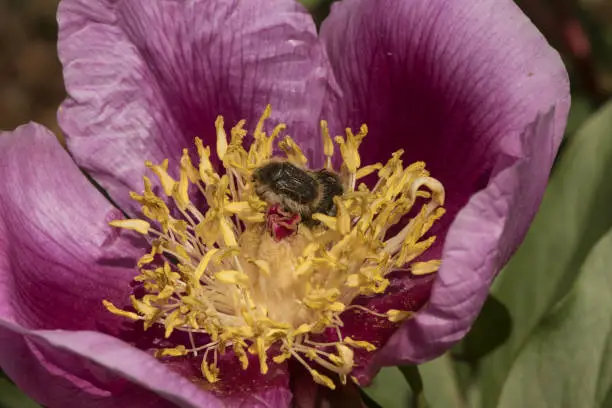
312,170,344,216
256,162,319,204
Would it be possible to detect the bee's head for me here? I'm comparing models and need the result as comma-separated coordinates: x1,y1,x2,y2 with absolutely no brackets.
252,162,283,203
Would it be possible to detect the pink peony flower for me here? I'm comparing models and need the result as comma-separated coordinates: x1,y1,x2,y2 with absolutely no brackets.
0,0,569,407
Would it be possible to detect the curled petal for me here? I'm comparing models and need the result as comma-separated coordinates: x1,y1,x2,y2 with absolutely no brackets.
58,0,333,212
0,321,223,408
320,0,569,375
373,110,560,374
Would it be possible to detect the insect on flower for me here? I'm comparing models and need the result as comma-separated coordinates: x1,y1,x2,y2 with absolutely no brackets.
252,161,344,240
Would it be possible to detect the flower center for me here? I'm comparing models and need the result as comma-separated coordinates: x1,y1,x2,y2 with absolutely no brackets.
104,106,446,389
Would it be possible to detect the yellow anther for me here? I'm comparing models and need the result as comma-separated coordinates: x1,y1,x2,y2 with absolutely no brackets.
202,360,220,383
344,337,377,352
279,135,308,166
311,213,337,231
174,167,190,210
386,309,414,323
256,337,269,374
311,370,336,389
224,201,253,214
230,120,247,146
335,197,351,235
180,149,200,183
411,260,441,275
254,104,272,138
146,159,176,196
219,218,237,247
157,345,189,357
193,249,218,281
320,120,334,169
130,296,160,320
356,163,383,180
102,300,140,321
109,219,150,235
215,116,228,160
215,270,250,286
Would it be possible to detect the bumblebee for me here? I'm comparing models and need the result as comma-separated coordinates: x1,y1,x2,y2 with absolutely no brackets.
252,161,344,226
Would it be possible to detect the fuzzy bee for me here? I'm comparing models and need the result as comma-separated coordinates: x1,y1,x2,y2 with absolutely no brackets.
252,161,344,227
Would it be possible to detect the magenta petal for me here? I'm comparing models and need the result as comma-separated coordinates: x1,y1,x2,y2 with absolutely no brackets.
0,123,140,334
0,124,221,407
320,0,569,218
372,110,559,373
320,0,569,372
0,321,223,408
162,350,292,408
58,0,332,212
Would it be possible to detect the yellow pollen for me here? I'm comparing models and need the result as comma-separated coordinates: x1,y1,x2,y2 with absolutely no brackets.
105,106,446,389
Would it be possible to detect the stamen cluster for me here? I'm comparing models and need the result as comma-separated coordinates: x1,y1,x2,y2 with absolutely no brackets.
105,106,445,389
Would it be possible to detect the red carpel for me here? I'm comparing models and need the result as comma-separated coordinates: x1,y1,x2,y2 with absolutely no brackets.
266,204,301,241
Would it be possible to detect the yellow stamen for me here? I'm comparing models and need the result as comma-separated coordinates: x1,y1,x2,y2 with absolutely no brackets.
108,219,150,235
105,106,446,389
320,120,334,170
411,260,442,275
102,300,140,321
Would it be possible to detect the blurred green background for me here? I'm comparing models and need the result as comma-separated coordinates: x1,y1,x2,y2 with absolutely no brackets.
2,0,612,407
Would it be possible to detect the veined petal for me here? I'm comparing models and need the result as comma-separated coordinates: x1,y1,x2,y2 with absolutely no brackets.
0,123,225,408
320,0,569,376
57,0,333,213
0,123,139,333
0,321,223,408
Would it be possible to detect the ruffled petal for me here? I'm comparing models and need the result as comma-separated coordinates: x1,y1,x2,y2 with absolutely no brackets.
57,0,332,212
320,0,569,375
0,123,140,333
0,321,223,408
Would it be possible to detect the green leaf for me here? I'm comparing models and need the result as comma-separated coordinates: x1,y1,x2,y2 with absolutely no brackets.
564,93,595,136
420,355,465,408
362,367,413,408
363,356,464,408
0,377,40,408
399,365,427,408
298,0,327,10
452,295,512,363
473,100,612,407
496,227,612,408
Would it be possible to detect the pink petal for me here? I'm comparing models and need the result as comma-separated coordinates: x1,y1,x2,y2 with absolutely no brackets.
0,321,223,408
57,0,333,213
320,0,569,376
0,123,139,334
0,123,223,407
373,109,560,373
160,348,292,408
